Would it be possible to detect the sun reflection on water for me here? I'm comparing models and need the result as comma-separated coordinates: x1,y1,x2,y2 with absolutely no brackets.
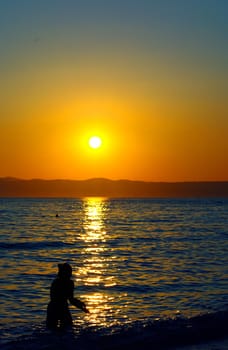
80,197,107,243
76,197,117,326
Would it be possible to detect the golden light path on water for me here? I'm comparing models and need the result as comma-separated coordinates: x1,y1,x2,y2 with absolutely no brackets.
74,197,119,327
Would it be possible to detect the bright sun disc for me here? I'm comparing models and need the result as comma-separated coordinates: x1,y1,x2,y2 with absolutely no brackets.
89,136,102,149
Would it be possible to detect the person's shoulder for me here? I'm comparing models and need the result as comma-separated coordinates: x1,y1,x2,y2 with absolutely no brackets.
65,279,74,291
51,277,59,285
69,279,74,287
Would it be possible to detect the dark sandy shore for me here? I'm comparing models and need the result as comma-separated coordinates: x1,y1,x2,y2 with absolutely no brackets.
172,337,228,350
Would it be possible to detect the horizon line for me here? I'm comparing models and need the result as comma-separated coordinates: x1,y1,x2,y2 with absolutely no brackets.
1,176,228,183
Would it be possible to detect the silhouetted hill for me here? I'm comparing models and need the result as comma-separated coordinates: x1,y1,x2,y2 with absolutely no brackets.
0,177,228,197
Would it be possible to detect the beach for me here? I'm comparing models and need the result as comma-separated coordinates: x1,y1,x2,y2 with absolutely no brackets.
175,338,228,350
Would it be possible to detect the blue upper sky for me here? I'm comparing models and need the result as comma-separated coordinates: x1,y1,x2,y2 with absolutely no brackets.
1,0,227,62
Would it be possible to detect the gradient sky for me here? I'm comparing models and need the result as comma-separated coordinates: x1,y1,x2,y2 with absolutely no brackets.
1,0,227,181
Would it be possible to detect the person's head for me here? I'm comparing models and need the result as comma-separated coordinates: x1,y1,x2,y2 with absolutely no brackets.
58,263,72,279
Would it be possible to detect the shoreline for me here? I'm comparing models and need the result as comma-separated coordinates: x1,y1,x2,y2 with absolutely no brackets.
174,337,228,350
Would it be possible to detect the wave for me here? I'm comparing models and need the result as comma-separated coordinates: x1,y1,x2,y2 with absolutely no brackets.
1,310,228,350
0,241,74,250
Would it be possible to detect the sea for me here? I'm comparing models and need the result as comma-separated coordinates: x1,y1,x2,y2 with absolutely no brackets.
0,197,228,350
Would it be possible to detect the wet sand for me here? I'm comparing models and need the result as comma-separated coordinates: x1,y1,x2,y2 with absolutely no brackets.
173,337,228,350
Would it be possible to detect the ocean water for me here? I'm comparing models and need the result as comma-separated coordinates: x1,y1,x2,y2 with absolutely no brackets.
0,197,228,349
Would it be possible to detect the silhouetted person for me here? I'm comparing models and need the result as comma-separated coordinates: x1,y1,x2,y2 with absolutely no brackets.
46,263,89,329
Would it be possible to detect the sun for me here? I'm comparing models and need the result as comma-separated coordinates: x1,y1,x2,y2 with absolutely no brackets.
88,136,102,149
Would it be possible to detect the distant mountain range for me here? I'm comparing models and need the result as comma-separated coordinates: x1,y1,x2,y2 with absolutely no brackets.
0,177,228,197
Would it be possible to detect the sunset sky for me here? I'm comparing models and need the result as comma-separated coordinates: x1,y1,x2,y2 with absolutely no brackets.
1,0,227,182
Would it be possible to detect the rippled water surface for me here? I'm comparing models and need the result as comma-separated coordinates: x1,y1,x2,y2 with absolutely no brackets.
0,197,228,343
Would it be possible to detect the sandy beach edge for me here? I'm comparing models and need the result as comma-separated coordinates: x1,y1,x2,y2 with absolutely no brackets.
171,337,228,350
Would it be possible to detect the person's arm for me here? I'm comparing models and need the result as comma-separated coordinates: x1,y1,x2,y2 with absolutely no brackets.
68,280,89,313
70,297,89,313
